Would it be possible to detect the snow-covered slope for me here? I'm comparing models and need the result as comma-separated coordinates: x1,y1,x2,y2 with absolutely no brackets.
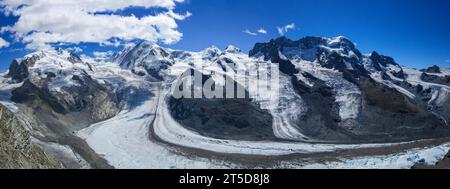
2,36,450,169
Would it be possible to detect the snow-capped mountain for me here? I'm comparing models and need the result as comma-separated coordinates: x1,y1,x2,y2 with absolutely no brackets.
1,36,450,169
7,50,119,121
112,41,175,80
249,36,450,142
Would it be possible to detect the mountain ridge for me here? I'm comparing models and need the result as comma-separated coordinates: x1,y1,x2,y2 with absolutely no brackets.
1,35,450,168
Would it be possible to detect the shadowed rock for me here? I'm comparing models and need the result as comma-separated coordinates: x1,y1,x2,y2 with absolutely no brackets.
422,65,441,73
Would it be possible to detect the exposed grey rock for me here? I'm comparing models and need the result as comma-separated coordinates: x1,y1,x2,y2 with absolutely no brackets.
249,37,299,75
354,77,450,142
248,36,450,143
291,73,352,141
67,52,83,64
368,51,405,79
8,52,120,127
169,97,275,141
422,65,441,73
7,54,41,82
11,72,119,123
168,69,275,141
0,105,63,169
420,73,450,86
8,60,29,82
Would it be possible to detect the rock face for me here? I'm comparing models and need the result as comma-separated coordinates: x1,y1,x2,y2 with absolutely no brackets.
356,77,448,141
169,97,275,141
247,36,450,143
167,69,275,141
367,51,405,79
420,73,450,86
249,37,299,75
2,50,122,169
7,54,41,82
422,65,441,73
2,51,121,171
290,72,350,141
0,105,62,169
8,51,120,124
11,74,119,123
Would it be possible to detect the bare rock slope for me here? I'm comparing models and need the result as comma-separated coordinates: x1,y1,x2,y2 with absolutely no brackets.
0,105,62,169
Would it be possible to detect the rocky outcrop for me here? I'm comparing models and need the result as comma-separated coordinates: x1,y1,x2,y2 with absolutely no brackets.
368,51,405,79
8,52,120,123
420,73,450,86
248,36,450,143
168,69,275,141
3,50,121,169
249,37,299,75
169,97,275,141
8,60,29,83
422,65,441,73
67,52,83,64
7,54,42,82
11,74,119,123
354,77,449,141
0,105,62,169
250,36,366,75
291,73,352,141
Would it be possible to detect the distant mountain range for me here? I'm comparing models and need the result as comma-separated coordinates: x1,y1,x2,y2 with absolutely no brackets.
1,36,450,169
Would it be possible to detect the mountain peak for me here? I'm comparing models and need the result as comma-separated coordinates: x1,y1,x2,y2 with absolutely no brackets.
250,35,360,60
269,36,295,46
224,45,241,53
136,40,157,47
203,45,221,51
370,51,380,56
202,46,222,59
131,40,163,53
330,35,350,42
422,65,441,73
369,51,398,66
327,36,355,49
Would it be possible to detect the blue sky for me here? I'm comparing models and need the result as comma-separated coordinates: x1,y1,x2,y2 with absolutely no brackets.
1,0,450,71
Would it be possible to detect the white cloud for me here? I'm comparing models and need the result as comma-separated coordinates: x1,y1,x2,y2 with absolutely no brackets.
244,28,267,36
0,37,10,48
125,42,137,48
257,28,267,34
67,46,83,53
277,23,295,36
243,29,257,36
88,50,115,62
0,0,190,50
93,51,114,58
